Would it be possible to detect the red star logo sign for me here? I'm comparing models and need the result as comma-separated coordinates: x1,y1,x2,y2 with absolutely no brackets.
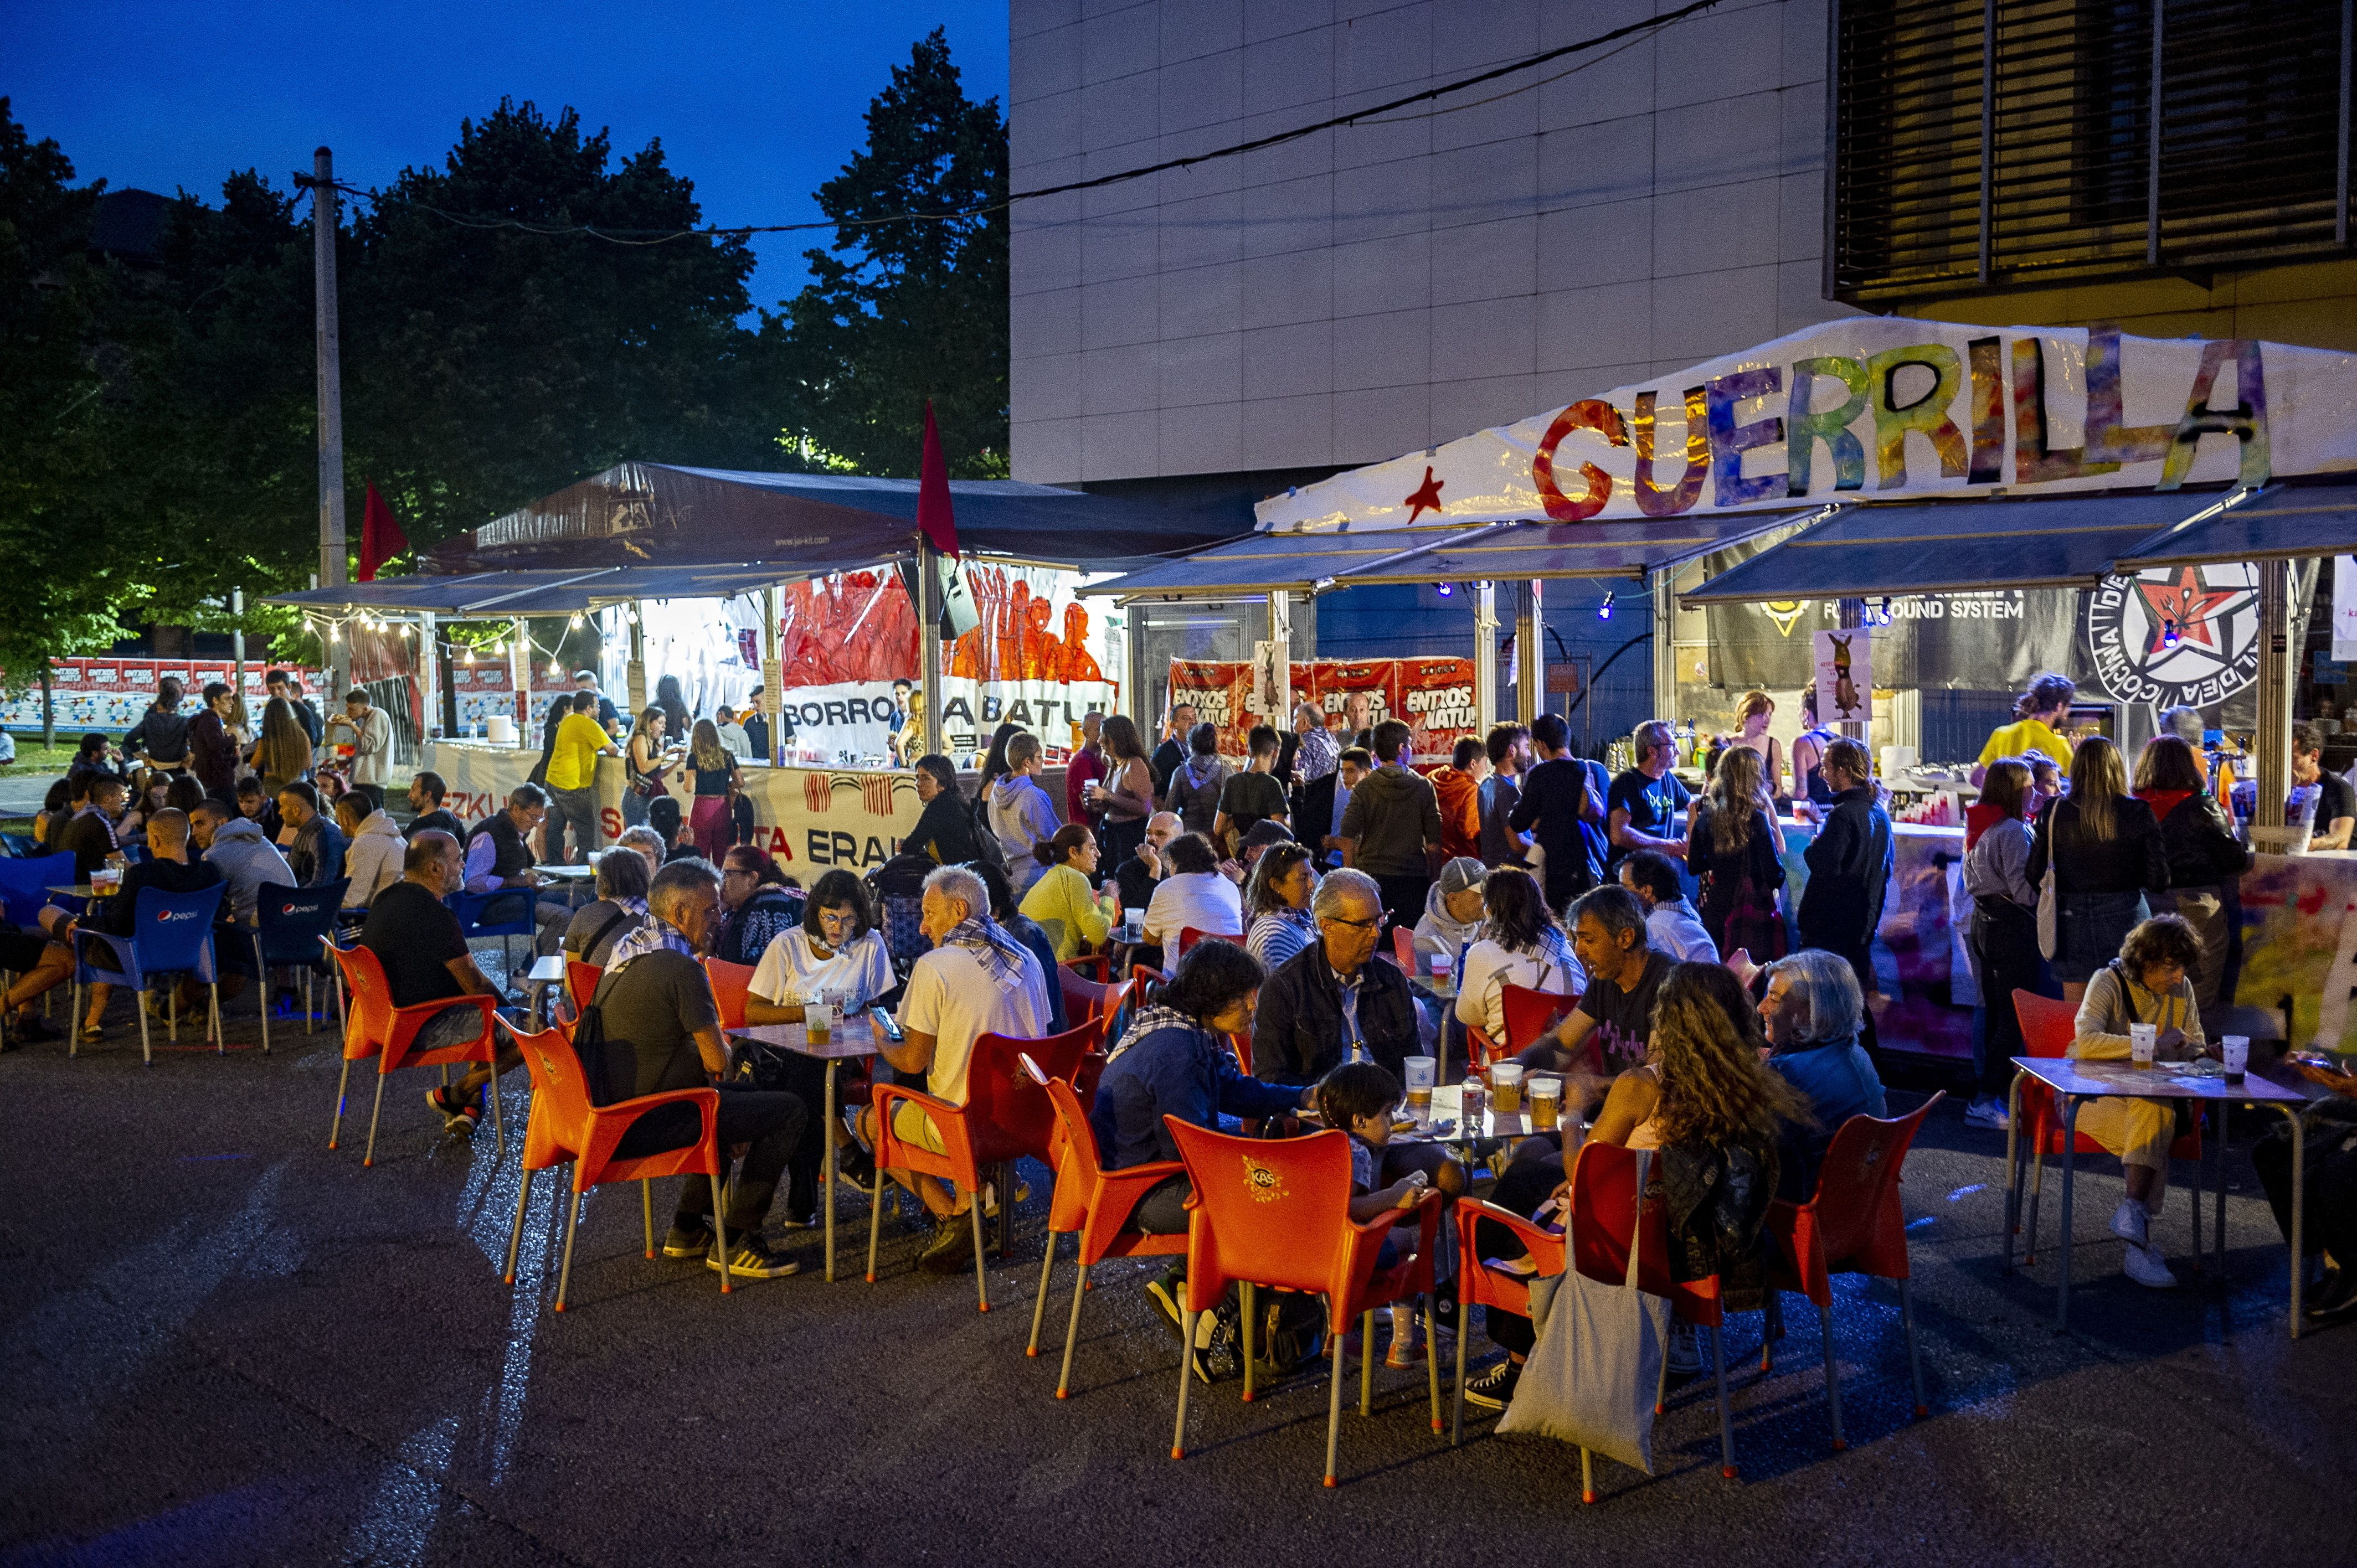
1403,466,1444,523
2137,568,2239,654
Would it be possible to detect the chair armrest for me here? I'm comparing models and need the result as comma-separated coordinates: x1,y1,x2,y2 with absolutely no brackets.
380,993,498,1065
1334,1186,1443,1310
1454,1197,1567,1275
578,1086,721,1173
1464,1027,1497,1070
73,927,137,978
1090,1159,1186,1231
870,1081,977,1174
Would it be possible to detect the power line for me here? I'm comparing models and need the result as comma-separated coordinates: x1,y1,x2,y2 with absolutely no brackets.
313,0,1721,247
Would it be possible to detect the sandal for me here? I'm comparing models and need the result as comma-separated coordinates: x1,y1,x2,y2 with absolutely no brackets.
75,1024,104,1046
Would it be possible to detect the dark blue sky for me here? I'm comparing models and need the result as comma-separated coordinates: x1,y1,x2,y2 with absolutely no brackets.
4,0,1010,310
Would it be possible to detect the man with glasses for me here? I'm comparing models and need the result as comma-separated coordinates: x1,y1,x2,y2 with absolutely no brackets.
464,783,574,955
1249,867,1421,1086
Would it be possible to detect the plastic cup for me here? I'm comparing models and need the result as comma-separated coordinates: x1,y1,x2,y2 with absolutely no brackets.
2129,1022,2157,1069
2221,1034,2249,1083
806,998,833,1044
1492,1061,1525,1115
1403,1055,1436,1123
1430,951,1453,979
1529,1075,1562,1132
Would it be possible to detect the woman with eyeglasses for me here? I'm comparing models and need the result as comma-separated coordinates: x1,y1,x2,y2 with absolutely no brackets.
744,868,894,1024
714,845,805,968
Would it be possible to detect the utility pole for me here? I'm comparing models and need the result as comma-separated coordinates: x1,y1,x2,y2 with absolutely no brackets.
303,147,348,696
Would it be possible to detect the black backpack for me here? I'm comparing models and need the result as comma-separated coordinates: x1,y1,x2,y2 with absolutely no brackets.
967,790,1008,874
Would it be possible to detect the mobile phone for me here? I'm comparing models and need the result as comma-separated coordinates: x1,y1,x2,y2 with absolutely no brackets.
873,1010,904,1043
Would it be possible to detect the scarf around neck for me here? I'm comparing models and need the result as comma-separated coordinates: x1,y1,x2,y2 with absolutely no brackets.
1107,1004,1200,1062
606,916,698,976
939,914,1030,992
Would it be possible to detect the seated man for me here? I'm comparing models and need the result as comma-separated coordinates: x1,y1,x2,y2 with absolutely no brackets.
405,770,466,843
583,859,808,1281
362,832,516,1137
864,865,1049,1275
236,776,282,843
1250,867,1421,1087
1115,811,1181,917
191,798,295,927
275,782,348,889
56,772,130,882
464,783,575,955
1620,848,1717,964
70,808,223,1044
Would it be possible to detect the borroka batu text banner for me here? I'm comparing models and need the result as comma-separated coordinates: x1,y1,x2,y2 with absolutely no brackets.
1254,320,2356,532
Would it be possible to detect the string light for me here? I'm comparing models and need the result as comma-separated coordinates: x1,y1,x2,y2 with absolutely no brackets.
569,613,584,630
1435,582,1452,598
1597,591,1614,621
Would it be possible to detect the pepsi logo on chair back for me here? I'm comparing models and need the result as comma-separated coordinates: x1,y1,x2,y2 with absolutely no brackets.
157,909,202,923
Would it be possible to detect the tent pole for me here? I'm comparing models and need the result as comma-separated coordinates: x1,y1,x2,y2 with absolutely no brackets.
627,606,647,716
1516,581,1542,725
1473,582,1498,736
763,585,784,766
1268,590,1293,728
2252,560,2294,832
918,545,945,761
511,617,530,747
418,611,439,746
230,588,247,737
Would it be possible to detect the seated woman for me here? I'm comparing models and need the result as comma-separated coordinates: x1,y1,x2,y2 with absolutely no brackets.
1018,824,1114,962
2072,914,2207,1290
1467,961,1802,1411
563,845,651,967
903,753,982,865
1756,948,1882,1199
1140,832,1243,951
1411,857,1488,963
1241,840,1318,970
1453,865,1582,1050
715,845,804,968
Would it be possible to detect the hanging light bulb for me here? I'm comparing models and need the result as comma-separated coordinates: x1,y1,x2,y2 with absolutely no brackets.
463,646,475,665
1879,596,1894,626
569,613,584,630
1435,582,1453,598
625,609,639,626
1598,590,1615,621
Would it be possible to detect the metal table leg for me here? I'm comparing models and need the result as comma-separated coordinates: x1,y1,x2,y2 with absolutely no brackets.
2274,1104,2305,1338
824,1059,838,1282
2057,1095,2082,1332
2214,1097,2231,1290
2003,1070,2024,1275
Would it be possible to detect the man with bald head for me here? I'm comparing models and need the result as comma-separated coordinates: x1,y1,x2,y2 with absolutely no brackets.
73,808,223,1045
360,830,512,1136
1116,809,1182,917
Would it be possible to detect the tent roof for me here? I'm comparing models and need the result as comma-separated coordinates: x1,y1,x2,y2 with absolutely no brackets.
1085,511,1815,601
2114,481,2357,567
420,462,1247,576
1676,491,2242,605
266,564,802,616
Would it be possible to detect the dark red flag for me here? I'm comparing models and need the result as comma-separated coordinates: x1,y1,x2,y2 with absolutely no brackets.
357,481,409,582
915,400,959,558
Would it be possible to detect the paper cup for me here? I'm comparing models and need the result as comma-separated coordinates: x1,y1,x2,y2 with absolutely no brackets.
2221,1034,2249,1081
2129,1022,2157,1068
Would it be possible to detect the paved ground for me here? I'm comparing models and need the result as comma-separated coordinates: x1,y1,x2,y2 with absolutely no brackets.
2,974,2351,1568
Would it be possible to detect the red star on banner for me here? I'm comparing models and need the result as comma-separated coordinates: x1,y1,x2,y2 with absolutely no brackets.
1403,465,1445,523
2137,567,2240,654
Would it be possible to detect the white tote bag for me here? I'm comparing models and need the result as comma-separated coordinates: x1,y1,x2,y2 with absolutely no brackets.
2035,863,2060,961
1496,1150,1672,1474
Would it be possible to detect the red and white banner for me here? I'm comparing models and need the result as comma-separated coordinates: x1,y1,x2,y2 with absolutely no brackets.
1,658,326,732
1167,656,1480,760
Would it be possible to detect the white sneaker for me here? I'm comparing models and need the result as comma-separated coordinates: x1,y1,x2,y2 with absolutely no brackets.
1964,1096,2009,1131
1666,1319,1702,1375
2123,1242,2178,1289
2108,1200,2149,1248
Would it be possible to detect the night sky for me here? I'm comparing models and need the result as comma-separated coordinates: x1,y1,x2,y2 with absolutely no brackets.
3,0,1011,310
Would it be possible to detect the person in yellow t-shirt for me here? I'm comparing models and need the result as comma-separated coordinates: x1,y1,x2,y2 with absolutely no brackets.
1972,672,2078,787
544,690,620,864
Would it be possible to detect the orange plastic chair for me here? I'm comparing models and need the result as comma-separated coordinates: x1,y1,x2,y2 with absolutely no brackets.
564,958,602,1020
1164,1117,1444,1487
1178,926,1242,957
1762,1093,1942,1448
1448,1198,1566,1445
326,941,504,1167
1566,1139,1737,1494
496,1019,730,1312
2010,989,2201,1265
704,957,755,1031
1019,1053,1188,1396
866,1019,1103,1310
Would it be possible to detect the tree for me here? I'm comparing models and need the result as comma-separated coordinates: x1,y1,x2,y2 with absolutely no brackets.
0,100,141,706
770,29,1008,478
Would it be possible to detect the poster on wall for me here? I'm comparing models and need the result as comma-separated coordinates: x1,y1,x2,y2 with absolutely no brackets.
0,659,324,732
1812,630,1873,728
2334,556,2357,661
1169,657,1481,760
2085,563,2262,710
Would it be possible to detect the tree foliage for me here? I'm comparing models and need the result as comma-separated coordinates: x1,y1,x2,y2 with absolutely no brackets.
769,29,1008,478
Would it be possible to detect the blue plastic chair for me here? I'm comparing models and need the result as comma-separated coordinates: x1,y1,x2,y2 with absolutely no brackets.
0,852,76,927
449,886,539,982
1,832,40,859
72,881,229,1064
250,879,349,1054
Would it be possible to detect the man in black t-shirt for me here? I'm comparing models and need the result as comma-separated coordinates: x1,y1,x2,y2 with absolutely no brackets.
1212,726,1290,853
1149,703,1196,796
1604,719,1690,881
594,859,809,1281
363,831,512,1137
405,771,467,845
56,774,130,882
1507,713,1606,913
2294,721,2355,850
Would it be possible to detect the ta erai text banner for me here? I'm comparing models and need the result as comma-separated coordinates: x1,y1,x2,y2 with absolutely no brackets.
1257,321,2357,532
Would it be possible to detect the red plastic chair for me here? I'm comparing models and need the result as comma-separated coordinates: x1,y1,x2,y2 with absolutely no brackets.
1762,1093,1942,1448
496,1019,730,1313
1058,963,1129,1025
1566,1139,1737,1495
326,941,503,1167
866,1019,1103,1310
1164,1117,1444,1487
1177,925,1242,957
1391,925,1417,972
1448,1198,1566,1444
1502,982,1582,1058
1061,952,1111,984
704,957,755,1031
1019,1053,1188,1396
2010,989,2201,1265
564,958,601,1020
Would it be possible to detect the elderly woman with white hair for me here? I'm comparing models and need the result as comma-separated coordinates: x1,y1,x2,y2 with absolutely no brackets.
1756,948,1887,1199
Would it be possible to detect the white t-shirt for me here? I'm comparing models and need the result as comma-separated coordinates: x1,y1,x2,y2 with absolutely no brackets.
897,942,1049,1105
1141,870,1243,946
1454,938,1581,1045
749,927,894,1008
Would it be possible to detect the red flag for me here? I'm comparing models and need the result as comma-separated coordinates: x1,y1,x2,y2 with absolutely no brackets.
357,481,409,582
915,400,959,558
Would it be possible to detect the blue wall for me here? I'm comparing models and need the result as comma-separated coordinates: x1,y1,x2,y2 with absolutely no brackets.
1314,580,1656,759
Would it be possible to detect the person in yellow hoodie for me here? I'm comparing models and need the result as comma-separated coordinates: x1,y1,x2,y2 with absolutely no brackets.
2070,915,2207,1290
